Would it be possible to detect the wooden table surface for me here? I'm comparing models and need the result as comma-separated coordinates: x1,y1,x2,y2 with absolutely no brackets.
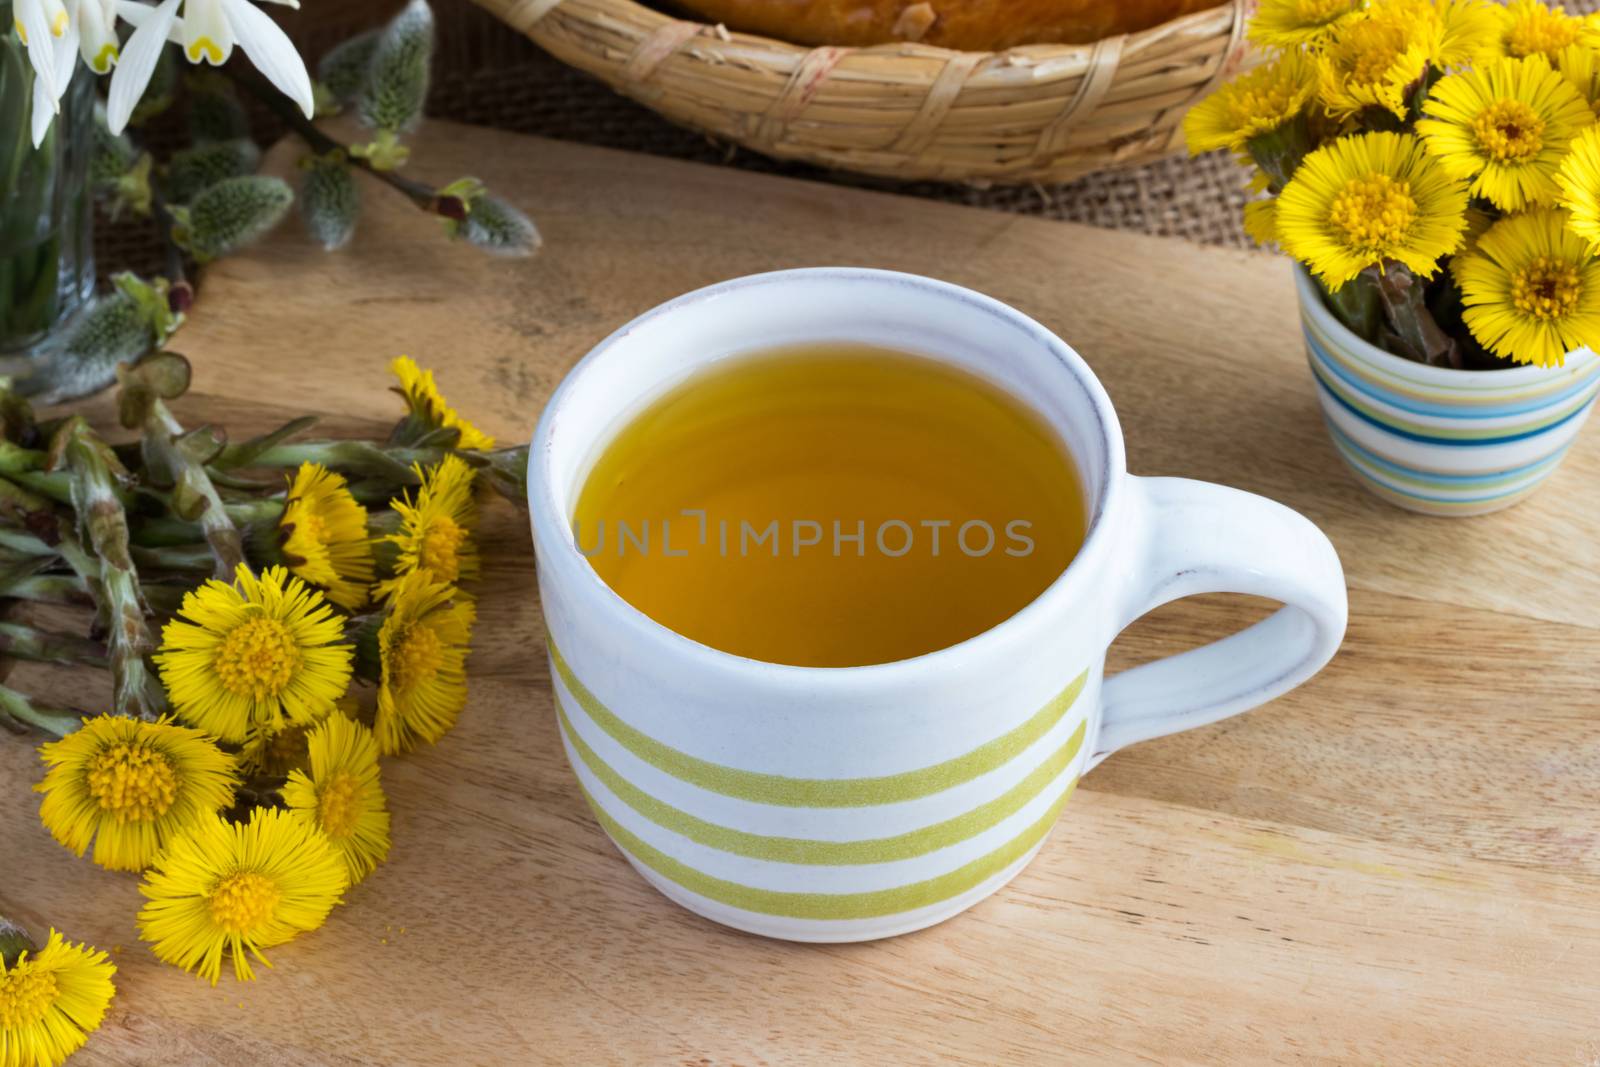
3,120,1598,1066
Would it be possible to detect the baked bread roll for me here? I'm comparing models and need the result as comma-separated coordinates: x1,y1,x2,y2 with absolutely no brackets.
671,0,1224,50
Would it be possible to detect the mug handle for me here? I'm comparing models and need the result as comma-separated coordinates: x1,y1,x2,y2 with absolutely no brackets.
1089,476,1348,769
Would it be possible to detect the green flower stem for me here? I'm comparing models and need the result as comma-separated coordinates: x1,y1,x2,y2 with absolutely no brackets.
0,528,50,557
0,526,209,576
0,619,108,667
1319,269,1383,343
0,683,84,739
131,543,214,572
228,69,438,212
0,572,94,606
245,441,532,507
58,418,167,721
0,441,77,504
0,570,186,615
131,497,284,547
243,440,429,483
1376,264,1458,367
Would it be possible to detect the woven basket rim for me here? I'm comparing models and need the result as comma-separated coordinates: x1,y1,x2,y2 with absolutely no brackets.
486,0,1252,183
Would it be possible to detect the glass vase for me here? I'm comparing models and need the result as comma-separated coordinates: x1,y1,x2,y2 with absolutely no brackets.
1,30,95,358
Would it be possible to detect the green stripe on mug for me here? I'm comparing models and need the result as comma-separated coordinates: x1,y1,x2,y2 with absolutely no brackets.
551,640,1088,808
558,699,1086,864
581,778,1079,920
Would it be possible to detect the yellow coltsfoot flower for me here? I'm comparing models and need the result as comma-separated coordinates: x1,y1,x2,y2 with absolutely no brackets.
375,454,480,601
390,356,495,451
1276,131,1469,290
1554,42,1600,117
1249,0,1363,51
1428,0,1508,69
1317,3,1439,120
1454,207,1600,366
1558,123,1600,248
1417,54,1593,212
1243,198,1280,247
1183,50,1318,156
137,808,347,985
279,463,376,612
35,715,237,872
155,564,354,745
374,571,475,755
0,928,116,1067
1497,0,1600,62
284,715,391,886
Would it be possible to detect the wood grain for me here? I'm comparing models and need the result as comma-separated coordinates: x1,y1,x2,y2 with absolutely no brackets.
2,120,1597,1066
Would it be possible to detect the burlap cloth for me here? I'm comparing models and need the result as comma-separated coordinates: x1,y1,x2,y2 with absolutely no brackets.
105,0,1600,275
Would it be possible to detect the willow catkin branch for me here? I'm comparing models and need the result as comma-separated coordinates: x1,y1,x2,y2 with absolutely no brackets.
142,398,244,578
57,418,167,721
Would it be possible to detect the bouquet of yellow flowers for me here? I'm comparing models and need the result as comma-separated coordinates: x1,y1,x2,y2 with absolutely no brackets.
1186,0,1600,369
0,354,526,1067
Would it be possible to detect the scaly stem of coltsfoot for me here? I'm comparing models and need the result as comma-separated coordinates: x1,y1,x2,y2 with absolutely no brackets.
140,397,244,578
0,683,85,738
1376,264,1459,368
56,418,168,721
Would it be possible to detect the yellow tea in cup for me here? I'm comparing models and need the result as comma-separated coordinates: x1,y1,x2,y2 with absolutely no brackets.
572,344,1086,667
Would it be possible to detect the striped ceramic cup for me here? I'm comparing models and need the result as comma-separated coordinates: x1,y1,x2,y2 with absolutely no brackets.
528,268,1348,942
1297,267,1600,516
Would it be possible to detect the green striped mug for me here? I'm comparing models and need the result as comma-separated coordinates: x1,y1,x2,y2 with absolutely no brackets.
527,268,1348,942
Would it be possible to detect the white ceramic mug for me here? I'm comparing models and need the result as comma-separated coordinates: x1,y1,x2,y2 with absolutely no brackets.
527,268,1347,942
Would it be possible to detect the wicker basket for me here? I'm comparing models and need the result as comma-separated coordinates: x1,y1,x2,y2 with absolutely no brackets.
470,0,1253,184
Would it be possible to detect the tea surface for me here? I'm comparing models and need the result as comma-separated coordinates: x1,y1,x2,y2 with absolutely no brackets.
572,344,1086,666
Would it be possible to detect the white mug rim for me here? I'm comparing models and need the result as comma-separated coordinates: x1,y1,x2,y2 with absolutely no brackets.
526,267,1130,681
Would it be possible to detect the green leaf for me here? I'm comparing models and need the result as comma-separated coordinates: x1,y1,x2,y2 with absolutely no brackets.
211,415,320,470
